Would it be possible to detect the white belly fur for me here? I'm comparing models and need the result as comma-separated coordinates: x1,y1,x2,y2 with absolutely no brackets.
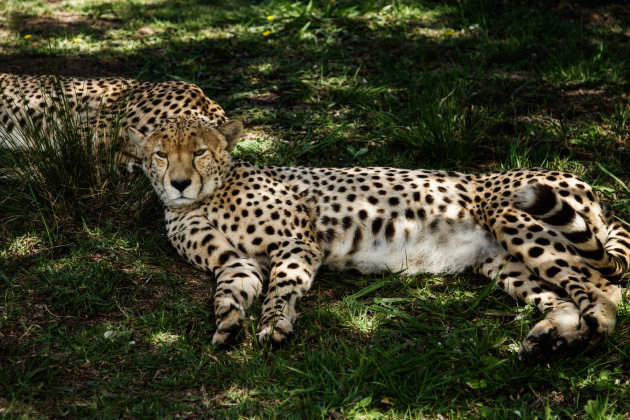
325,220,503,275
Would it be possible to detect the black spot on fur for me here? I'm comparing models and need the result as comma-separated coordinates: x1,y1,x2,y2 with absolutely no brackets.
528,246,544,258
372,218,383,234
384,221,395,241
218,251,237,265
563,228,592,244
546,266,561,278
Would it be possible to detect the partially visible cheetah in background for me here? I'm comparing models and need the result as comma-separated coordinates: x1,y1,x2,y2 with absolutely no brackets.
128,115,630,360
0,73,227,169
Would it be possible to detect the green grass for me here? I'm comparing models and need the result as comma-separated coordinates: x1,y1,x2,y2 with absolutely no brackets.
0,76,155,231
1,0,630,417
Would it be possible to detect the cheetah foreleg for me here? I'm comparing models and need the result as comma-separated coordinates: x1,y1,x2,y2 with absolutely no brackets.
602,220,630,280
212,257,265,346
257,241,322,345
168,222,264,346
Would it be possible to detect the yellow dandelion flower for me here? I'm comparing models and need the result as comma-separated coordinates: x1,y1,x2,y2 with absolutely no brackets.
24,34,32,39
73,37,81,43
267,15,275,21
262,30,271,37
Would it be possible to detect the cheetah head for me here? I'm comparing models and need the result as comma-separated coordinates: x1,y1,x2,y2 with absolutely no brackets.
128,115,243,208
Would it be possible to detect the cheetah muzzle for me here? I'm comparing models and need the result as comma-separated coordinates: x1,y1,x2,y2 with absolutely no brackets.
128,115,630,359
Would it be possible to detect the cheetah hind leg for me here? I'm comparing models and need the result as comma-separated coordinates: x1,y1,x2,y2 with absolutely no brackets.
521,285,619,359
475,253,588,360
519,301,589,360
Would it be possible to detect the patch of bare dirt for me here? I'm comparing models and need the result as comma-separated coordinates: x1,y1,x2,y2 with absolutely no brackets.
548,84,617,118
550,1,630,29
8,11,121,36
248,93,281,104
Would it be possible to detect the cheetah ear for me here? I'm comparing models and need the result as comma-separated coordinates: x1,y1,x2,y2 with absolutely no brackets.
217,120,243,152
127,127,146,156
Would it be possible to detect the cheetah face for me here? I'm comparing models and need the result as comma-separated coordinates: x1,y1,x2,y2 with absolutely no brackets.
128,116,243,208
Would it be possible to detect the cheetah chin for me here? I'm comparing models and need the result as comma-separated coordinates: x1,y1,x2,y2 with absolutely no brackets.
128,115,630,360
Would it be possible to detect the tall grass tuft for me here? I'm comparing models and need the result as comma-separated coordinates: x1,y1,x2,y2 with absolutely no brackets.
0,74,153,230
377,81,498,168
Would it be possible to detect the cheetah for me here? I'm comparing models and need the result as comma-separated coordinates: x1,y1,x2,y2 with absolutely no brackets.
128,115,630,359
0,73,227,169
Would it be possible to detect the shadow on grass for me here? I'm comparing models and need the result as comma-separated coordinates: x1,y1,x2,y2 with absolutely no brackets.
1,0,628,168
2,259,629,417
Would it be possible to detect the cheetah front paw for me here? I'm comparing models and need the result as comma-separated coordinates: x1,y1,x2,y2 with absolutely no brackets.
212,298,245,347
212,322,243,347
257,318,294,346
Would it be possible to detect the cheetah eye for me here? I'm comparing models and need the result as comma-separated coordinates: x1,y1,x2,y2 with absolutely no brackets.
193,149,207,157
155,151,168,159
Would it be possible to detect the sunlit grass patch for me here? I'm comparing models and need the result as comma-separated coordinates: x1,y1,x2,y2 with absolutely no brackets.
150,331,181,346
232,130,277,165
1,233,45,259
335,297,386,334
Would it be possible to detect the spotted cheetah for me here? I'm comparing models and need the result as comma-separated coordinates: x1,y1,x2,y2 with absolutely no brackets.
128,115,630,359
0,73,227,169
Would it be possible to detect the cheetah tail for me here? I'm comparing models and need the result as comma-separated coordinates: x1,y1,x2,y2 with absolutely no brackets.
603,220,630,284
515,182,629,282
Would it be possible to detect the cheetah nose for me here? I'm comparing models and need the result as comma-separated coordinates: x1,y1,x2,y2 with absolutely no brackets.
171,179,192,192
